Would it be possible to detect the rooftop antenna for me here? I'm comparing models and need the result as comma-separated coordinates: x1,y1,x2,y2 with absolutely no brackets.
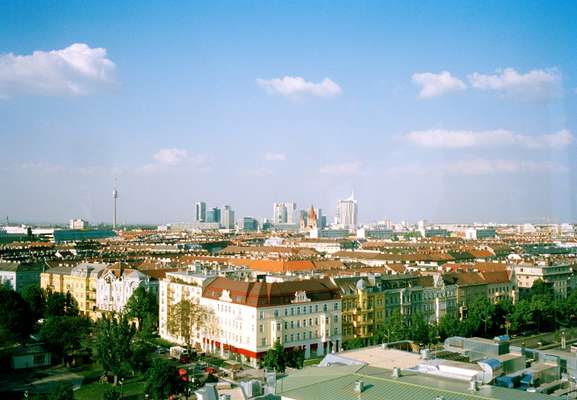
112,178,118,230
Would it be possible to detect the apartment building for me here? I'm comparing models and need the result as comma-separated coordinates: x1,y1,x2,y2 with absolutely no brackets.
96,265,155,313
513,262,572,298
41,262,107,319
0,261,43,292
334,274,458,343
159,273,342,367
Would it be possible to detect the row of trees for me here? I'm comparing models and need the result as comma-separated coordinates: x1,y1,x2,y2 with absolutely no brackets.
343,279,575,350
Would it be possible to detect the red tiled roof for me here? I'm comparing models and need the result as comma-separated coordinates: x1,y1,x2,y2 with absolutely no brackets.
202,277,340,307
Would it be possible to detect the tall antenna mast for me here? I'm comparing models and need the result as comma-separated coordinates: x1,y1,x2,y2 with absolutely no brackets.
112,178,118,230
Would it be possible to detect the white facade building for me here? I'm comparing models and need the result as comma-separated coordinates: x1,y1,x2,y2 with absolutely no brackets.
336,193,358,231
159,274,342,367
69,219,88,230
96,266,154,313
221,205,235,229
273,202,297,225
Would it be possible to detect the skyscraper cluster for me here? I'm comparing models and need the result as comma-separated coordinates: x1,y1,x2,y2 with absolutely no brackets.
195,201,235,229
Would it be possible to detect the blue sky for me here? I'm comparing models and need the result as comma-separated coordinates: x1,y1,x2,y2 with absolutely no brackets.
1,1,576,224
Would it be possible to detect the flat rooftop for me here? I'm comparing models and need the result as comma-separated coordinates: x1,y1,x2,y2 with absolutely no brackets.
329,346,422,369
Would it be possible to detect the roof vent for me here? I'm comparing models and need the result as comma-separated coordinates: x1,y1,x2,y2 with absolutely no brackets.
392,367,401,378
353,380,364,393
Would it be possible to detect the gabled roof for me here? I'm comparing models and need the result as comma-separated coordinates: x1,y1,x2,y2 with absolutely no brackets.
202,277,340,307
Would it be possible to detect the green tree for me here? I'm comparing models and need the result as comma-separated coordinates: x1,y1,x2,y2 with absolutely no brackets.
125,286,157,332
129,337,154,374
509,299,533,334
564,289,577,320
22,285,47,322
40,316,91,362
46,292,79,317
343,337,365,350
438,313,461,341
286,347,305,369
0,286,34,343
380,311,409,343
167,299,210,353
145,359,182,400
262,339,286,373
530,279,554,299
460,298,495,338
408,312,434,345
95,313,136,384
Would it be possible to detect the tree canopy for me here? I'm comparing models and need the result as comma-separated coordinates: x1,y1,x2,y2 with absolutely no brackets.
0,286,34,343
40,315,91,361
145,359,182,400
46,291,79,318
95,313,136,384
125,286,157,332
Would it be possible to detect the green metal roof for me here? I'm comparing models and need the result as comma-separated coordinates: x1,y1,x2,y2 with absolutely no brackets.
276,365,555,400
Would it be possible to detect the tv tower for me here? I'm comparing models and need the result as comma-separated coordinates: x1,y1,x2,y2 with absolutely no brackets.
112,179,118,230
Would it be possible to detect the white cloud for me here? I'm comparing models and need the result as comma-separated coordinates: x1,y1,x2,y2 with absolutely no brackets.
406,129,574,149
256,76,342,98
468,68,561,99
319,161,362,176
264,152,287,161
0,43,115,97
411,71,466,99
138,149,211,174
444,159,567,175
385,159,567,176
153,148,189,165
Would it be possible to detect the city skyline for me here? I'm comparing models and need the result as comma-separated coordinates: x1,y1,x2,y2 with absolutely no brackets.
1,1,577,224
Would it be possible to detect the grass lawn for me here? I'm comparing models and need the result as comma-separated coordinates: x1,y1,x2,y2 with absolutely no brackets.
75,376,146,400
303,357,323,367
71,363,147,400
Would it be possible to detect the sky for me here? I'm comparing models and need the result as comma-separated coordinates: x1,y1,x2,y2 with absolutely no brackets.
1,0,577,225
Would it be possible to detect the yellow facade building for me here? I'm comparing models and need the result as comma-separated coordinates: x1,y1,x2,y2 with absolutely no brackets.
41,262,107,319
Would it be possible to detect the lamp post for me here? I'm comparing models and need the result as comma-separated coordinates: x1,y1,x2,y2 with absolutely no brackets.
119,378,124,399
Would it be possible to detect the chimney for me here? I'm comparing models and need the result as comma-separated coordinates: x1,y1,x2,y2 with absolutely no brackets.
353,380,364,393
392,367,401,378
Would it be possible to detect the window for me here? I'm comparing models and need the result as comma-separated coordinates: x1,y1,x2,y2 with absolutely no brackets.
259,311,264,320
290,334,294,342
323,304,328,312
259,324,263,333
290,321,294,329
334,303,339,310
297,306,300,315
284,321,288,329
284,308,288,316
274,309,279,317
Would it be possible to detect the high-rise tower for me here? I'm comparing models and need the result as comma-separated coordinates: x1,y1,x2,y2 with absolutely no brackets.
112,180,118,230
336,192,358,231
